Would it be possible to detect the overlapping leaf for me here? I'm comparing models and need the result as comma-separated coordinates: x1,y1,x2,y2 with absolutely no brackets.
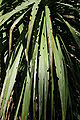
53,36,69,120
57,14,80,48
45,6,54,120
0,0,35,27
0,43,23,119
0,0,80,120
38,16,49,120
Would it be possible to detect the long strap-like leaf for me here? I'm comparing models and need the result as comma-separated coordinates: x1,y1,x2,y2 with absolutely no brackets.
0,0,35,27
38,16,49,120
45,6,54,120
0,43,23,119
57,13,80,48
53,35,69,120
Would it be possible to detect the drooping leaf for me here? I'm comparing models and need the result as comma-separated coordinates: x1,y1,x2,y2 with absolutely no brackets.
0,43,23,119
38,16,49,120
9,11,27,56
57,14,80,48
53,35,69,120
0,0,34,27
65,22,80,48
14,22,25,120
21,69,31,120
33,54,37,120
32,11,44,120
14,78,26,120
45,6,54,120
25,0,41,54
57,2,80,13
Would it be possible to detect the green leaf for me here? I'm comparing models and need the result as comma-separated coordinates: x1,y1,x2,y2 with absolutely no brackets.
0,43,23,119
33,54,37,120
65,21,80,48
57,14,80,48
53,35,69,120
14,78,26,120
45,6,54,120
0,0,2,5
38,16,49,120
57,2,80,13
0,0,3,16
32,11,44,120
0,0,34,27
25,0,41,53
22,9,43,120
9,11,27,56
25,1,41,63
21,69,31,120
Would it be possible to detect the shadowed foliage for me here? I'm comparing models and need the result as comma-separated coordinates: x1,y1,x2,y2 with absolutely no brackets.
0,0,80,120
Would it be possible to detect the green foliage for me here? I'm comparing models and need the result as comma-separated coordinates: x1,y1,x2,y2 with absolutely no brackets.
0,0,80,120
